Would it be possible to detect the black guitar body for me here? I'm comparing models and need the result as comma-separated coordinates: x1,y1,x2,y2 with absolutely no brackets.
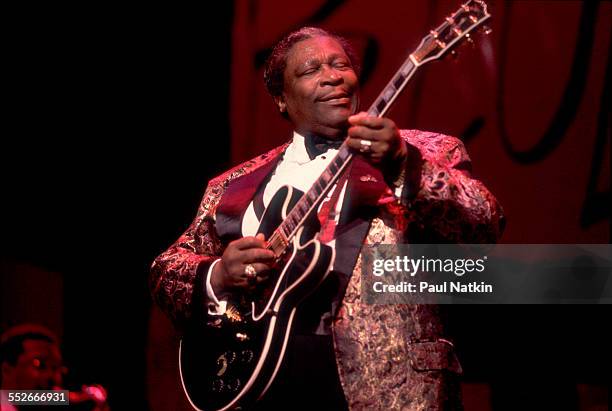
179,185,335,411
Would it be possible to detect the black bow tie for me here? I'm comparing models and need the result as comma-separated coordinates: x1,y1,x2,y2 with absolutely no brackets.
304,135,343,160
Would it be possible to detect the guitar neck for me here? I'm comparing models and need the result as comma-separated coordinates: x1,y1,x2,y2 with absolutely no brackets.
368,59,417,117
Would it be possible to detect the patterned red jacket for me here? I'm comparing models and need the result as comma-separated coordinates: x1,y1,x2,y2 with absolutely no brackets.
150,130,504,410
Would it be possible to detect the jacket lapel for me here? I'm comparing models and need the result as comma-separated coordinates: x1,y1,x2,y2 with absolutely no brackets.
332,157,387,310
215,151,284,243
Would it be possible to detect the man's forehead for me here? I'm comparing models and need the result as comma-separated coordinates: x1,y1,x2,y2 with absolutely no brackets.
21,339,61,358
288,36,347,65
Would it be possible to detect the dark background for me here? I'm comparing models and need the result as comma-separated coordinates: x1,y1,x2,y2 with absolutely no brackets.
2,4,233,409
1,2,609,410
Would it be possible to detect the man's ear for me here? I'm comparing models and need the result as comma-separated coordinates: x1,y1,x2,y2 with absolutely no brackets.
274,95,287,113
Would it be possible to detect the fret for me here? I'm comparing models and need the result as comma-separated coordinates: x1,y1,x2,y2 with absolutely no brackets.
318,173,328,185
303,195,312,208
314,179,324,193
291,213,300,226
281,224,290,237
327,161,338,174
286,209,298,224
333,155,344,168
370,61,417,118
375,98,387,115
317,177,327,190
310,182,319,195
285,220,295,233
393,73,406,90
400,61,413,76
336,148,350,162
298,201,308,215
382,87,396,103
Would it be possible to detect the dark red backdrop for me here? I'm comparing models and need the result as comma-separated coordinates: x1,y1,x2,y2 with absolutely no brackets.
229,0,610,244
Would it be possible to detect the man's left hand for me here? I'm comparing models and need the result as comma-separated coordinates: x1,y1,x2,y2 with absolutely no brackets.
346,112,407,182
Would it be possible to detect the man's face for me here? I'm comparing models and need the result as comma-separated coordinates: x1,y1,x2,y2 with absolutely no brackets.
1,339,64,390
279,36,359,139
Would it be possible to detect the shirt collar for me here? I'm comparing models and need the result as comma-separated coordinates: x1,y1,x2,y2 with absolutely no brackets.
287,131,339,165
288,131,311,165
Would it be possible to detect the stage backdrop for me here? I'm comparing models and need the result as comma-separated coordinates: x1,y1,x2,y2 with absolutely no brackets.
229,0,610,244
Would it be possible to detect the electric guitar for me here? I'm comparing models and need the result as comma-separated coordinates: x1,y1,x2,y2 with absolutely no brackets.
179,1,491,409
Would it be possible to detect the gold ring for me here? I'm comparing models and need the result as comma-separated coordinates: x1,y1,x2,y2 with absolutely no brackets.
359,139,372,153
244,264,257,279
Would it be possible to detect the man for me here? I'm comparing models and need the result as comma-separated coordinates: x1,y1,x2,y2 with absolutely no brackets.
0,324,64,398
150,27,504,410
0,324,109,411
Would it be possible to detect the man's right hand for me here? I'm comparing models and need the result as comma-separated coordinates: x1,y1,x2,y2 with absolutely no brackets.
210,233,275,297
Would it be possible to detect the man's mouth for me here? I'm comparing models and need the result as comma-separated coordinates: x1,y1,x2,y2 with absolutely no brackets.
318,91,352,105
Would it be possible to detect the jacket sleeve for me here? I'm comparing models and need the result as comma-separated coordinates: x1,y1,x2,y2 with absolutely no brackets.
149,182,225,329
400,130,505,243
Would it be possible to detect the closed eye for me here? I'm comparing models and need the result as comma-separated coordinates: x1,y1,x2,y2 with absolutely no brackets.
333,59,351,69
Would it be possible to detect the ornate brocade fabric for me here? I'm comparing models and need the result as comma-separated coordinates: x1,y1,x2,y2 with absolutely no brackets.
149,144,289,327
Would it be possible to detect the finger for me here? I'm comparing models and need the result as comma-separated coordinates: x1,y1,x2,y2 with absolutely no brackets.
345,139,389,164
346,137,378,154
232,236,268,250
348,114,390,129
248,263,272,275
347,111,368,124
348,125,388,141
347,111,376,126
345,136,383,152
241,248,276,263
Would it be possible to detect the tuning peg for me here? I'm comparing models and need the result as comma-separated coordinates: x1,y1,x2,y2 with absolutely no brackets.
483,26,492,35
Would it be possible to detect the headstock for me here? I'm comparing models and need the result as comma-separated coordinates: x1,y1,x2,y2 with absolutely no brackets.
410,0,491,65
